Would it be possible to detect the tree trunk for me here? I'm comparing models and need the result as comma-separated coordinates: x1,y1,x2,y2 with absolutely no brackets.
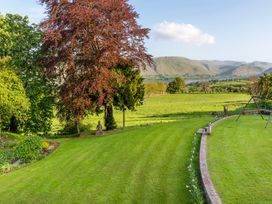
123,107,126,129
9,116,18,133
76,122,80,136
104,104,107,128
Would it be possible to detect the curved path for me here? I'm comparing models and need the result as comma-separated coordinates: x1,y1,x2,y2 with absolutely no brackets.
199,116,235,204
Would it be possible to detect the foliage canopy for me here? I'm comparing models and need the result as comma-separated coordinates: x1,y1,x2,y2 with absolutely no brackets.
0,13,55,134
0,62,30,131
39,0,152,129
113,64,145,128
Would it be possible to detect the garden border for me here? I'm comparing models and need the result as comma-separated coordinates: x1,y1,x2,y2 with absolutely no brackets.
199,115,235,204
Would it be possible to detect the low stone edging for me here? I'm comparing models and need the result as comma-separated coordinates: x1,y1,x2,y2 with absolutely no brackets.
199,115,236,204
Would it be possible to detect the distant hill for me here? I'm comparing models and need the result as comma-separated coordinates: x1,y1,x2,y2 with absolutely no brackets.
264,67,272,74
142,56,272,81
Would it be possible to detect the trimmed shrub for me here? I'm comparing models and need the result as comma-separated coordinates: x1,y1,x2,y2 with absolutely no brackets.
14,136,42,163
58,121,78,135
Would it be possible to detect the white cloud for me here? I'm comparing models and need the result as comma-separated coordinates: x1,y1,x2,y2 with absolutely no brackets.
153,21,215,45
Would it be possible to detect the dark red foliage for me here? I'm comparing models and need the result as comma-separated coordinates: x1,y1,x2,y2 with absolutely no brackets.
39,0,152,121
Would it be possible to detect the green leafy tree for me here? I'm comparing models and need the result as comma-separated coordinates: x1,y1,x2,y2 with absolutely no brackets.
39,0,151,134
166,77,186,94
0,59,30,132
199,81,211,93
247,76,258,95
256,74,272,99
0,14,41,79
0,14,55,134
113,65,145,128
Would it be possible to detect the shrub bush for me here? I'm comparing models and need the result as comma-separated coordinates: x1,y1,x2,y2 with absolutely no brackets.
59,121,78,135
0,163,12,173
0,150,16,165
5,149,16,162
14,136,42,163
42,141,49,150
0,151,8,166
50,133,80,139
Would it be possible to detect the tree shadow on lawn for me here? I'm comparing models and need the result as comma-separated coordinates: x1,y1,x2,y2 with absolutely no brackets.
223,100,249,105
141,106,247,121
141,111,219,119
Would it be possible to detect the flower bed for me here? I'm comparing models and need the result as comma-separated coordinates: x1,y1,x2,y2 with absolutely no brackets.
0,133,59,174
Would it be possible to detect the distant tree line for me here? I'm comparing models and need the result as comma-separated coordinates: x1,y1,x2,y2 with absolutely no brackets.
187,81,248,93
162,77,248,94
144,76,272,96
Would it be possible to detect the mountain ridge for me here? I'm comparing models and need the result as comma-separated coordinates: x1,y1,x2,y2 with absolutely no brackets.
142,56,272,80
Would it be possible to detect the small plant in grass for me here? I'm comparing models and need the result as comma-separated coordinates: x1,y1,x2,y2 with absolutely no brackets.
186,133,206,204
14,136,42,163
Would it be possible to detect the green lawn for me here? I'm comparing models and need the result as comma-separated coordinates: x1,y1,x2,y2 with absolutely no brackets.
0,118,210,204
0,93,250,203
207,116,272,203
52,93,249,132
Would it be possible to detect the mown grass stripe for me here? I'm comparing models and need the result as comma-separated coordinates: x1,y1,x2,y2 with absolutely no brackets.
0,117,211,204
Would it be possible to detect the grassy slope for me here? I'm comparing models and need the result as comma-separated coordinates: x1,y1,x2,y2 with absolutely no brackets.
207,116,272,203
0,118,210,204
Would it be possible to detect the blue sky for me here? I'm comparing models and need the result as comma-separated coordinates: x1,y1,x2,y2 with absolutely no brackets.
1,0,272,62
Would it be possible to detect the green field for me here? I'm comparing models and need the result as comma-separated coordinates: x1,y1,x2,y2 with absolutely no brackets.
210,80,247,87
0,94,250,203
52,93,249,132
207,116,272,203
